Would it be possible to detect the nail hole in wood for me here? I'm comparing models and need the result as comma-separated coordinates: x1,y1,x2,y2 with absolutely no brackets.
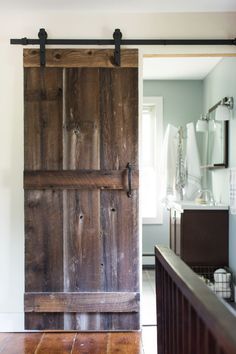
80,215,83,219
73,129,80,135
111,208,116,212
55,53,61,60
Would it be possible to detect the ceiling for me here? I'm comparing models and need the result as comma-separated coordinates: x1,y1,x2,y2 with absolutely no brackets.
143,57,223,80
1,0,236,12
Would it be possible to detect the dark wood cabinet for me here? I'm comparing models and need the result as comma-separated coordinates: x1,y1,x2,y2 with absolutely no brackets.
170,206,229,266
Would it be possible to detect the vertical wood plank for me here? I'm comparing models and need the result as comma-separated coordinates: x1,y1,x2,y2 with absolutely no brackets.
100,68,139,330
156,260,164,354
168,274,173,354
63,68,103,330
100,68,138,170
25,190,64,329
24,67,64,329
182,296,189,354
176,288,183,354
172,282,177,354
164,270,168,354
189,306,197,354
208,331,217,354
24,67,63,170
197,317,210,354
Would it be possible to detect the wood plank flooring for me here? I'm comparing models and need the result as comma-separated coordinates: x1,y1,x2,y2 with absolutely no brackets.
141,270,157,354
0,332,141,353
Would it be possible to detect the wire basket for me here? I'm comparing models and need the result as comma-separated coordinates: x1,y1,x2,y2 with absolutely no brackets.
191,265,234,302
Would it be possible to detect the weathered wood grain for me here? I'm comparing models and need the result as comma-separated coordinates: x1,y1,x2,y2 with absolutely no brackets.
73,332,141,354
100,68,139,329
0,332,141,354
24,50,139,331
25,190,64,329
108,332,141,354
100,68,138,170
24,292,139,312
36,333,76,354
24,66,64,329
63,67,102,330
24,49,138,68
72,333,108,354
24,170,139,190
24,67,63,170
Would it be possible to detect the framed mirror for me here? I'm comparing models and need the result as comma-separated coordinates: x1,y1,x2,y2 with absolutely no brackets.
207,120,228,168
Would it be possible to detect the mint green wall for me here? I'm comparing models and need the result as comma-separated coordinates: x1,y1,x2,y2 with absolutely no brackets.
144,80,203,129
203,57,236,277
143,80,203,265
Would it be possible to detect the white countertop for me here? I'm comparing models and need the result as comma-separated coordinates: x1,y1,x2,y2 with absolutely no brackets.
171,201,229,212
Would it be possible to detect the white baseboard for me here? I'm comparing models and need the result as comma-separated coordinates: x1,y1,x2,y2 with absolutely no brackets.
142,255,155,266
0,313,24,332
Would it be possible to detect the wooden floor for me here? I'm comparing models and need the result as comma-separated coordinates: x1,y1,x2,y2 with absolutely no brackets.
0,332,141,353
0,270,157,353
141,269,157,354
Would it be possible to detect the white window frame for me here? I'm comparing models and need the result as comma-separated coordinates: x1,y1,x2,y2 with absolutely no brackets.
141,96,163,224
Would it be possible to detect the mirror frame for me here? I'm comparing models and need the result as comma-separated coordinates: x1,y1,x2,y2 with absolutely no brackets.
208,121,228,170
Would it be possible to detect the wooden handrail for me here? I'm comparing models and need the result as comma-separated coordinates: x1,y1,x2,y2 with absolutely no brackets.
155,245,236,354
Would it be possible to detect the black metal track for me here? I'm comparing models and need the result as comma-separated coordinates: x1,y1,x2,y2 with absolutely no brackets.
10,38,236,46
11,29,236,67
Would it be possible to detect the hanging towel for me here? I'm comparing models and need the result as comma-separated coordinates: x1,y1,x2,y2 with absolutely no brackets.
175,127,186,201
185,122,201,200
161,124,178,204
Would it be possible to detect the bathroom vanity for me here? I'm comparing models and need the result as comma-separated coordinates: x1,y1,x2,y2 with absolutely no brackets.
169,202,229,266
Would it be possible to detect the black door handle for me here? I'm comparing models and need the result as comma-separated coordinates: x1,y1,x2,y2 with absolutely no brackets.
126,163,132,198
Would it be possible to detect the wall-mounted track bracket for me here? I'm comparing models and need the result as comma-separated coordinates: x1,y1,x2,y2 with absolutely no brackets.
113,29,122,66
38,28,48,66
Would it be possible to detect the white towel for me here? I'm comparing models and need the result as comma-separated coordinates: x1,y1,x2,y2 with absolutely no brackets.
175,128,186,200
185,122,201,200
161,124,178,204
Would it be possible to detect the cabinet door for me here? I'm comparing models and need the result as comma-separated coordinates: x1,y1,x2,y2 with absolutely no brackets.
182,210,228,266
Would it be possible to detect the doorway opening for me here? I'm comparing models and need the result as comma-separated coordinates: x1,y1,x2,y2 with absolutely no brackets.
140,54,236,345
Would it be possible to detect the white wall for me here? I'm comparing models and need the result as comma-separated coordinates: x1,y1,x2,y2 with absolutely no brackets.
1,10,236,331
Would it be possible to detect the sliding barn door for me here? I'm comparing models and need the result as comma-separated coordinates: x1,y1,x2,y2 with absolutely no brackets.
24,49,139,330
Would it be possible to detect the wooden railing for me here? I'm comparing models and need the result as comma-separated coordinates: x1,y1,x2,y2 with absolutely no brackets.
155,246,236,354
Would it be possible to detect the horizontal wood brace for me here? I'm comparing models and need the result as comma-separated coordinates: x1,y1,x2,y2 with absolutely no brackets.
24,292,140,313
23,49,138,68
24,170,139,190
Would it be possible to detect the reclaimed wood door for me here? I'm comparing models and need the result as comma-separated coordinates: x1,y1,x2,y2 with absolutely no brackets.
23,49,139,330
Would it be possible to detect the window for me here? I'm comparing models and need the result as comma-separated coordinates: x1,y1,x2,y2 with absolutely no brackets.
141,97,163,224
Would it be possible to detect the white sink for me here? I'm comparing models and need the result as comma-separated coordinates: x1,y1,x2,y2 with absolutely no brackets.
172,201,228,211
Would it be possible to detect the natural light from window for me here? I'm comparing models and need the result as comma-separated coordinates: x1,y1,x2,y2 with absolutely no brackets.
141,97,163,224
